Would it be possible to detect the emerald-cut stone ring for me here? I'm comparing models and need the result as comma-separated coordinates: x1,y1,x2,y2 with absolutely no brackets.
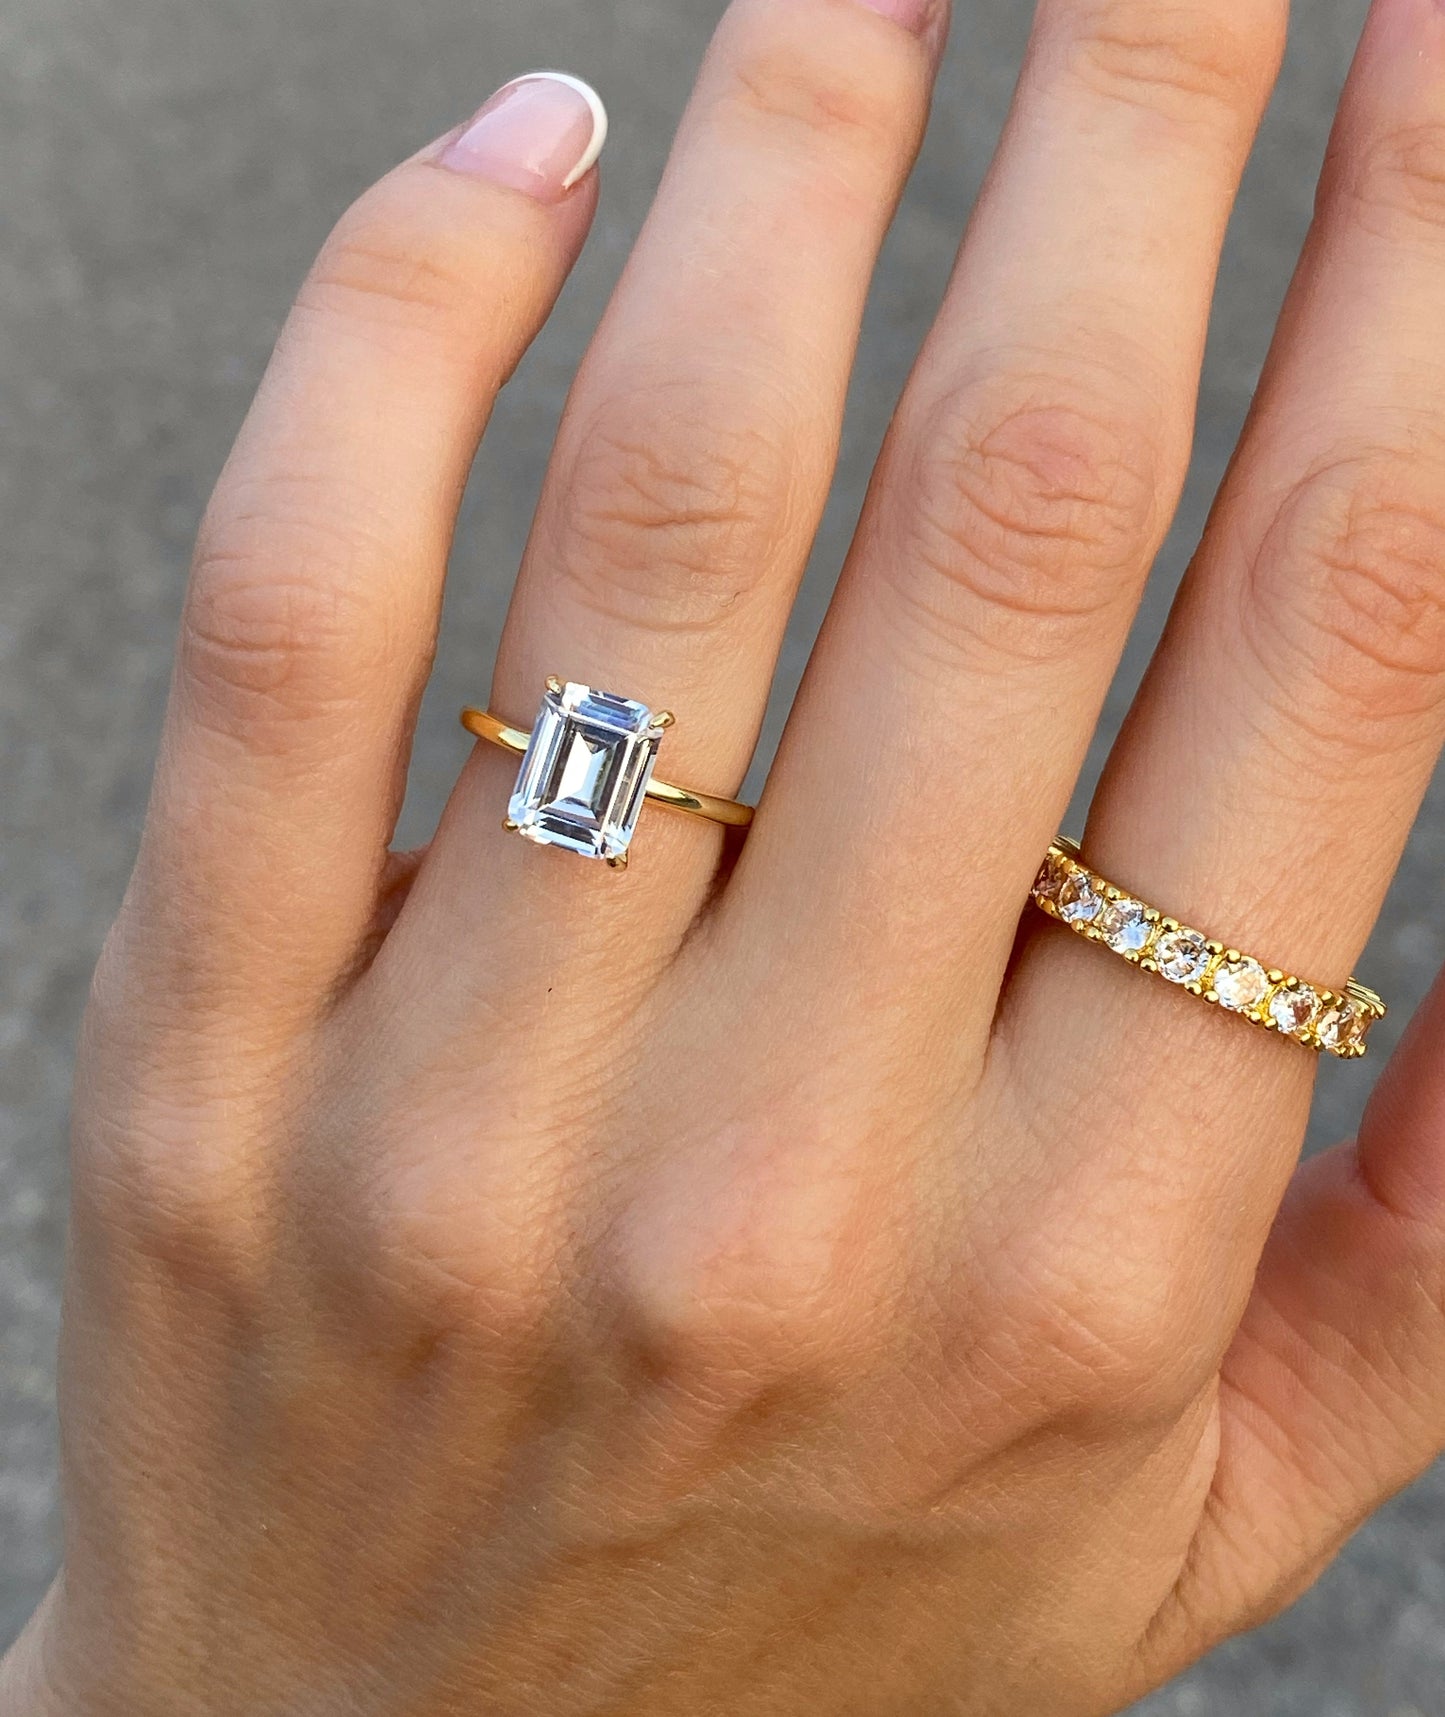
461,679,754,871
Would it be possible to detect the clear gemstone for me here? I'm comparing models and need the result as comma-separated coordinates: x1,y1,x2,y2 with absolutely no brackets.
1215,957,1271,1014
1317,1000,1364,1054
1034,852,1069,907
1058,870,1103,925
509,681,662,862
1155,928,1212,986
1270,984,1319,1037
1098,897,1152,955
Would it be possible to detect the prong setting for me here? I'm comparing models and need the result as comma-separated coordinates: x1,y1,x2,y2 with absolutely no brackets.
506,680,666,867
1031,842,1384,1060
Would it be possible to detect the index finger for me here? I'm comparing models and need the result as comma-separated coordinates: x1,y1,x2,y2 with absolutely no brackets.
127,75,603,1026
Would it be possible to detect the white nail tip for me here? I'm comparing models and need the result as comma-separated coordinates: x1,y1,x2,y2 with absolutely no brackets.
519,70,609,189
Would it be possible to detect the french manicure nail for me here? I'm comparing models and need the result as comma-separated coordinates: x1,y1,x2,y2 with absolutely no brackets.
441,72,608,201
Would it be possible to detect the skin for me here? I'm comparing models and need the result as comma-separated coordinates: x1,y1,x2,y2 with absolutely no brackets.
5,0,1445,1709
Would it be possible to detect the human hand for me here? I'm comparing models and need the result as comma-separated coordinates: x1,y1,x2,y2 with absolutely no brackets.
7,0,1445,1712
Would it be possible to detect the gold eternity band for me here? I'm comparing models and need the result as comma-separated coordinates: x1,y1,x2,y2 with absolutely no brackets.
1032,838,1386,1060
461,707,755,831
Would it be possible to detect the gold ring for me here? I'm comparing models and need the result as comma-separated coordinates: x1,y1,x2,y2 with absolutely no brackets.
462,679,753,871
1031,838,1386,1060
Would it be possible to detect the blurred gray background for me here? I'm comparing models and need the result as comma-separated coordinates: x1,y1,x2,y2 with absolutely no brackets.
3,0,1443,1709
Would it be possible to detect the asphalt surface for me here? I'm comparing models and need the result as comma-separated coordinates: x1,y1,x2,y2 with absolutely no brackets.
3,0,1444,1710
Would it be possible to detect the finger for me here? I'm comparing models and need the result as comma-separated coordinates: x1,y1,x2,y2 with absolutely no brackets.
1139,988,1445,1677
1081,0,1445,1011
392,0,945,1003
1006,0,1445,1377
725,0,1286,1048
127,76,603,1024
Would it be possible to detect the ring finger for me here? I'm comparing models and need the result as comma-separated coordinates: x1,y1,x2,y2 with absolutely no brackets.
1086,0,1445,1001
1008,0,1445,1322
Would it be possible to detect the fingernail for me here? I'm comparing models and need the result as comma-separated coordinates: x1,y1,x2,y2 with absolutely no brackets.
441,72,608,201
855,0,935,34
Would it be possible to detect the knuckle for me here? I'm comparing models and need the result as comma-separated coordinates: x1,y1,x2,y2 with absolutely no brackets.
182,501,397,744
1063,0,1278,129
610,1127,883,1401
893,369,1161,661
73,1100,271,1321
1244,453,1445,738
995,1261,1200,1424
1336,119,1445,239
299,181,487,342
556,383,803,635
315,1150,559,1366
614,1253,861,1405
722,25,915,165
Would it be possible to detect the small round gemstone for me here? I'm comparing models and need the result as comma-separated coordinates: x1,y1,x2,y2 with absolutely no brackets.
1215,957,1271,1015
1099,897,1152,955
1155,928,1212,986
1270,983,1319,1038
1058,871,1103,926
1034,852,1068,906
1318,1000,1365,1054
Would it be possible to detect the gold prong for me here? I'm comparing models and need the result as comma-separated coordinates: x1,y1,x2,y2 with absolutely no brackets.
651,710,677,731
607,852,630,871
503,818,521,833
1028,837,1385,1061
546,675,564,695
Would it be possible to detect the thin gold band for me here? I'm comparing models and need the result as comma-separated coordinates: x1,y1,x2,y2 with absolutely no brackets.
460,707,755,830
1032,838,1386,1060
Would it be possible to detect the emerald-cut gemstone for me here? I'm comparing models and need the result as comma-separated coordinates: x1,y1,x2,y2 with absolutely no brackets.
509,681,662,862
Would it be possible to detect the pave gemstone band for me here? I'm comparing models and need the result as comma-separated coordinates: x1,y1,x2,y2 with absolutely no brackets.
462,680,753,870
1032,838,1386,1060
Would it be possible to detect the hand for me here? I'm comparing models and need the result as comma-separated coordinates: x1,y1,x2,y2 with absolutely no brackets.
7,0,1445,1711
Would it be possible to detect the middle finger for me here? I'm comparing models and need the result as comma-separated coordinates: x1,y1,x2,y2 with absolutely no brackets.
730,0,1288,1060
